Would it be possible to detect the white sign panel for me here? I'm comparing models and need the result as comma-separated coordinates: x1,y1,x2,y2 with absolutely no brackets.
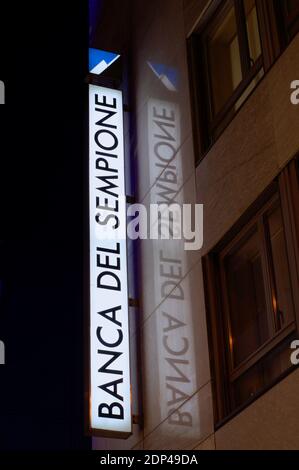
89,84,131,436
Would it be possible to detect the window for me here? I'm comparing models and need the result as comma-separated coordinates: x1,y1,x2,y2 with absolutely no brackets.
204,160,299,424
207,0,262,118
189,0,280,160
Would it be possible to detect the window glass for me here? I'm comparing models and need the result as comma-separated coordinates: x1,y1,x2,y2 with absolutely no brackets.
233,362,262,406
232,334,296,407
266,203,295,329
225,227,270,367
244,0,261,64
207,5,242,115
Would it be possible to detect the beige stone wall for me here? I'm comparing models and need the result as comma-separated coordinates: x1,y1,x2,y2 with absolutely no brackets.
215,369,299,450
196,24,299,454
197,33,299,257
93,0,299,450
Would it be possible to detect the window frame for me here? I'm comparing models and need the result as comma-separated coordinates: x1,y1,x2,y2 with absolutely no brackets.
188,0,281,163
203,0,262,123
203,160,299,426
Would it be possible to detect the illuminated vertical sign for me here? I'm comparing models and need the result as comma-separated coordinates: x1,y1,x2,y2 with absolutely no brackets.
89,84,131,437
0,80,5,104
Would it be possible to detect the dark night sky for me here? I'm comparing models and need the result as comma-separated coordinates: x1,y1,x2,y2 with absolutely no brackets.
0,1,90,449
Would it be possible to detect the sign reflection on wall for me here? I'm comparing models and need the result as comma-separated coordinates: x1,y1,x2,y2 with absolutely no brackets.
89,84,131,437
147,62,178,92
147,98,200,430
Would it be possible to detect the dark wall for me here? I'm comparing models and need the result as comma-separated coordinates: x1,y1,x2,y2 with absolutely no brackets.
90,0,131,53
0,1,90,450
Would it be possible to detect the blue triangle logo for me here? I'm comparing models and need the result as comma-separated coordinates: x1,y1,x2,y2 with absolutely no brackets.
89,48,120,75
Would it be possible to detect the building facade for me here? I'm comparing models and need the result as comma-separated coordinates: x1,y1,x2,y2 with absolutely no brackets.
91,0,299,450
